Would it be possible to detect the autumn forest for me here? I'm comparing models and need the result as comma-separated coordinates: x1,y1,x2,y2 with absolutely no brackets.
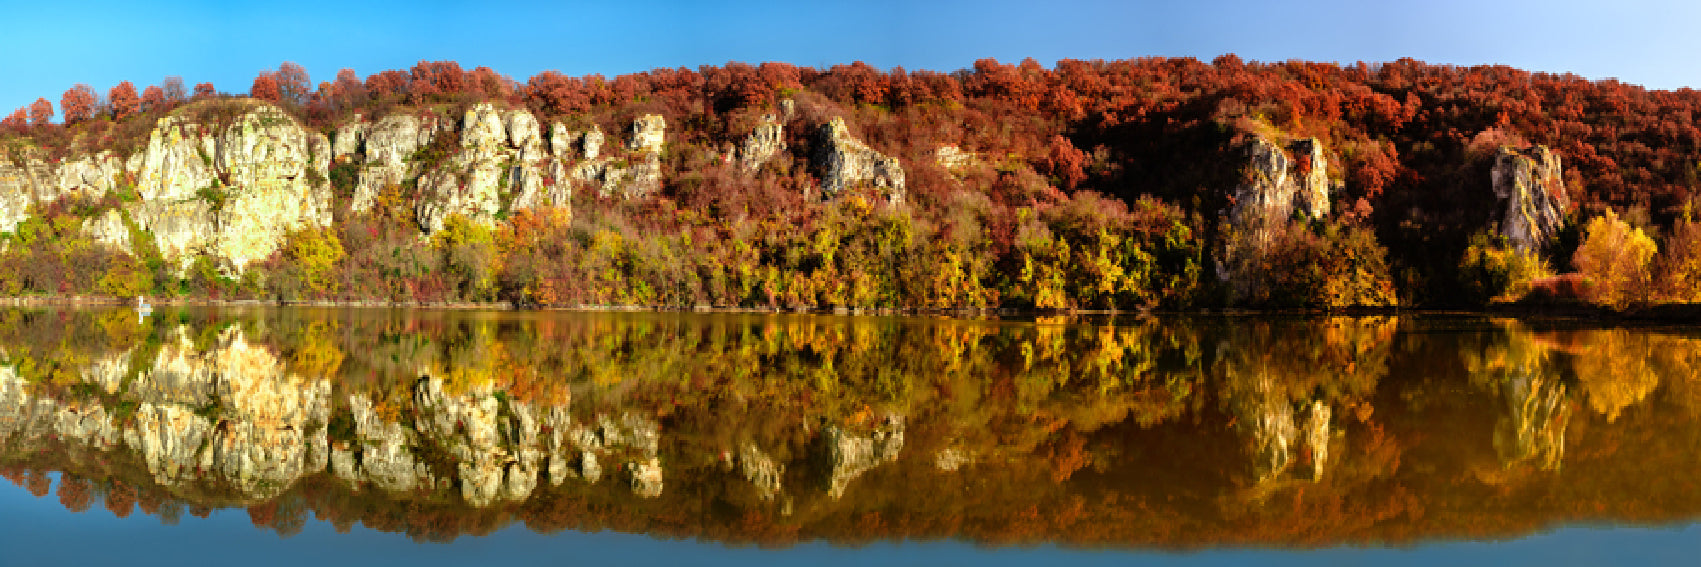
4,56,1701,310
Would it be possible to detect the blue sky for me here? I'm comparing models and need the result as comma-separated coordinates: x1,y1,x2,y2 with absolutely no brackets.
2,0,1698,119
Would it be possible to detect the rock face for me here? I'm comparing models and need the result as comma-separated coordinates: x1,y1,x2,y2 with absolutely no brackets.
0,157,52,232
933,145,976,173
1225,136,1331,241
0,99,694,274
1218,136,1334,298
814,117,905,203
340,112,450,213
820,415,905,499
125,103,335,273
1,101,340,273
627,114,666,154
739,114,786,171
416,104,534,233
561,116,667,199
1492,146,1568,254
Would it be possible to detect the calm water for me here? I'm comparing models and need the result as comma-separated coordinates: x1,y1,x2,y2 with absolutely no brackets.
1,307,1700,565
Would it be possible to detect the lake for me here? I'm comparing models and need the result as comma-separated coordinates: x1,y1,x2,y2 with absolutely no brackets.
1,307,1699,565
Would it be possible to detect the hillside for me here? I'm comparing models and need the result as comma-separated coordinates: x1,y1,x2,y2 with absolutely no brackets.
3,57,1701,309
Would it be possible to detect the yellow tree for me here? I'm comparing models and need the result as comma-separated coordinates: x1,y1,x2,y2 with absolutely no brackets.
1572,209,1657,308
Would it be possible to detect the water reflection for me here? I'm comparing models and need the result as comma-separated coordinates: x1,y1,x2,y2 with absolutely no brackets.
1,309,1700,547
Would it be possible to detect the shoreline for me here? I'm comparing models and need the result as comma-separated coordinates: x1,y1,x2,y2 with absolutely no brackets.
2,294,1697,324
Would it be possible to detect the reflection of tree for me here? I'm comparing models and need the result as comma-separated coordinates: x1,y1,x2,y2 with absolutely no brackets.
1567,329,1658,424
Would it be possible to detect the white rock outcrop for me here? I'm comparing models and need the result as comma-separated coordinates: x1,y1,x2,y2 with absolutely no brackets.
1492,145,1569,254
1217,136,1335,300
122,102,334,273
739,114,786,171
814,117,905,203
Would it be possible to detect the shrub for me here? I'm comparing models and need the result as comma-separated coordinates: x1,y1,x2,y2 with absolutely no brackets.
1457,232,1550,305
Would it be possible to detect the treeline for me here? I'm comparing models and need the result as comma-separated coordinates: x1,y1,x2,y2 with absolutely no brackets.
7,57,1701,308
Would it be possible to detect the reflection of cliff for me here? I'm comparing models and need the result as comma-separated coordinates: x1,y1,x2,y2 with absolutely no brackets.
1,325,329,503
1462,321,1570,470
0,324,671,507
9,309,1701,550
1493,373,1569,470
1218,317,1395,483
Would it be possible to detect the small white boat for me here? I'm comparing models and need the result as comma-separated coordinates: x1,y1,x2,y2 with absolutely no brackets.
136,296,153,322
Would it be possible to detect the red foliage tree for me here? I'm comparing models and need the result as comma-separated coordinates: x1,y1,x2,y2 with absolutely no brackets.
524,70,590,116
470,66,512,99
409,60,466,103
1043,135,1089,190
251,72,281,102
819,61,889,105
364,69,408,99
193,82,216,100
1,108,24,131
141,85,166,112
60,85,95,123
332,68,366,109
276,61,310,105
27,98,52,126
110,81,141,120
162,76,186,103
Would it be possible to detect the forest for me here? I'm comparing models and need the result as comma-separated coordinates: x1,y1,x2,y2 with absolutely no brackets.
5,56,1701,309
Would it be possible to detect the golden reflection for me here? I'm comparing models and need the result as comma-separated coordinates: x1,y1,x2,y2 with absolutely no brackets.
2,309,1701,547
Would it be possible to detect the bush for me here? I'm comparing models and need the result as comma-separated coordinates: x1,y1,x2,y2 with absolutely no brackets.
1248,223,1396,308
1457,232,1550,305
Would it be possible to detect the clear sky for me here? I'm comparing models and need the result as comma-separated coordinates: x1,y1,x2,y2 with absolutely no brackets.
2,0,1698,119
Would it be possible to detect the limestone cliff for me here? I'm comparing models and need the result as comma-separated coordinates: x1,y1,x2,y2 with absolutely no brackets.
1218,136,1335,299
814,117,905,203
336,112,451,213
1224,136,1332,244
739,114,786,171
1492,145,1569,254
415,104,529,233
132,103,333,272
0,101,334,274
